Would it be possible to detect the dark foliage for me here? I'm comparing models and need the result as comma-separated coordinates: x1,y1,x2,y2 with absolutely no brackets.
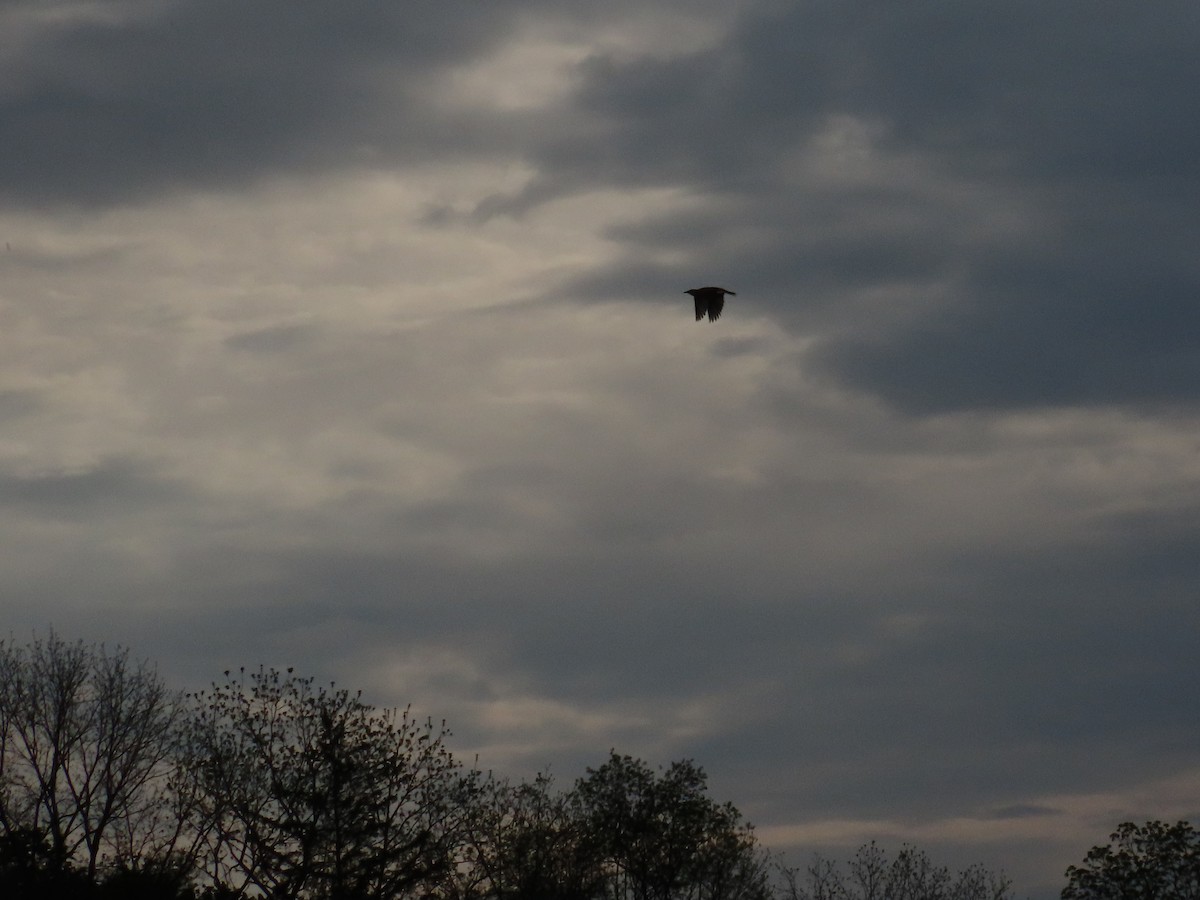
459,753,772,900
0,827,91,898
1,634,1017,900
1063,820,1200,900
571,752,774,900
458,770,605,900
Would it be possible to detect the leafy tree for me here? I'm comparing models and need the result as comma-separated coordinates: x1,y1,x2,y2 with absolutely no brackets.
780,840,1013,900
96,861,199,900
571,752,773,900
1062,820,1200,899
457,770,604,900
181,667,472,899
0,826,91,897
0,632,182,880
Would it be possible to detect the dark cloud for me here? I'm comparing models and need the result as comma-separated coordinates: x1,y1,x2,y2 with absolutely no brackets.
0,457,183,514
811,189,1200,412
89,451,1200,826
0,0,536,206
528,1,1200,191
988,804,1060,821
224,323,316,354
509,1,1200,413
5,5,1200,897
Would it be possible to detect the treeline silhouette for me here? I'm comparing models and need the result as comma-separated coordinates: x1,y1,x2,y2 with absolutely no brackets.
23,631,1182,900
0,633,777,899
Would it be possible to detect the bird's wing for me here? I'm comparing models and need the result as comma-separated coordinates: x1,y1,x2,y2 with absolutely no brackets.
708,293,724,321
694,294,706,321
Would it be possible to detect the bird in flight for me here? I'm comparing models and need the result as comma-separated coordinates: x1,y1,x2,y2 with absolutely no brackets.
686,286,736,322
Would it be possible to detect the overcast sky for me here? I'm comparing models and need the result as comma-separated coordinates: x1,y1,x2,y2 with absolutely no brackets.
3,2,1200,896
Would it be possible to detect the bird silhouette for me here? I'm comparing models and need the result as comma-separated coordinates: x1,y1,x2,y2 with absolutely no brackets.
685,287,736,322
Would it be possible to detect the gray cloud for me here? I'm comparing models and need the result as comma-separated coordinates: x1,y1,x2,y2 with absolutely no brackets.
1,0,530,206
505,1,1200,413
224,323,317,354
0,457,183,513
1,0,730,208
988,804,1060,821
3,4,1200,898
0,389,42,421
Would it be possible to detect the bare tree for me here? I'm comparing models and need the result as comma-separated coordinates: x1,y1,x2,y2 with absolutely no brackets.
0,631,183,879
181,667,472,899
779,842,1013,900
